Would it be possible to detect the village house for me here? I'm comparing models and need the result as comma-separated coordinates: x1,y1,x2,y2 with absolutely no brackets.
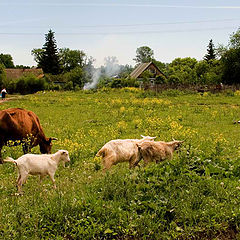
129,62,166,89
130,62,165,80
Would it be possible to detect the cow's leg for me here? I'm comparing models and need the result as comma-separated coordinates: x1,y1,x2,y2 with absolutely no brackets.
0,145,3,164
22,142,31,154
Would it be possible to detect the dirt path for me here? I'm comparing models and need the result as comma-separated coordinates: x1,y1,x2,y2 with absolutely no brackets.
0,96,22,104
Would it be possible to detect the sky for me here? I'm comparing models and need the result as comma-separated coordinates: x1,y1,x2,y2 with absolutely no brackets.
0,0,240,67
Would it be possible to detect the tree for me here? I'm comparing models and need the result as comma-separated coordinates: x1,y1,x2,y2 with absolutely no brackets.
38,30,61,74
0,63,6,87
64,67,87,88
167,57,198,84
229,27,240,49
0,54,14,68
133,46,154,65
220,28,240,84
15,65,31,69
204,39,216,62
195,60,222,85
59,48,87,72
31,48,44,67
221,48,240,84
152,59,167,73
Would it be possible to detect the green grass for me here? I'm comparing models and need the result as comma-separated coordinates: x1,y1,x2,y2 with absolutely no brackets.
1,88,240,239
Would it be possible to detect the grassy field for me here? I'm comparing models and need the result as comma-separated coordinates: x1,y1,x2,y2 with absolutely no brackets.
1,88,240,239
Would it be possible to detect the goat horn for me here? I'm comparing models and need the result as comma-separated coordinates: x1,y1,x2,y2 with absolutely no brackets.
51,137,58,141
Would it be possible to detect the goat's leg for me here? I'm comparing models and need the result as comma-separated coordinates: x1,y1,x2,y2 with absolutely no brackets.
49,174,56,189
39,175,45,183
17,178,24,193
16,174,21,190
17,172,28,194
143,156,151,166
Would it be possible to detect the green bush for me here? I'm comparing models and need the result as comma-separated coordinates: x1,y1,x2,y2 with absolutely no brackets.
99,77,139,89
0,63,6,87
64,67,88,89
15,74,47,94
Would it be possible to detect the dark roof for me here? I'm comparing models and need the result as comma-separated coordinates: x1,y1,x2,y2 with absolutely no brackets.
130,62,165,79
5,68,44,80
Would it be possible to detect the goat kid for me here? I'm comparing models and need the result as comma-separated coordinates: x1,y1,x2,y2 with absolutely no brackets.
4,150,70,194
136,140,183,166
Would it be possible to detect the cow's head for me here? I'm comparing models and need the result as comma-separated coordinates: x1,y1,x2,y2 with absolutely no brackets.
39,137,58,154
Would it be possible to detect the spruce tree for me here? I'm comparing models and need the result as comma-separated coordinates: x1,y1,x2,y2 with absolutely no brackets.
39,29,61,74
204,39,216,63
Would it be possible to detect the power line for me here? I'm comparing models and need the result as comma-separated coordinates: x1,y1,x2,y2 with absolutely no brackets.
1,3,240,9
53,19,240,28
0,18,239,28
0,26,238,36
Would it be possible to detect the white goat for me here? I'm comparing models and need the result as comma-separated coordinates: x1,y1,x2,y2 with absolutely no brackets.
96,135,156,171
4,150,70,193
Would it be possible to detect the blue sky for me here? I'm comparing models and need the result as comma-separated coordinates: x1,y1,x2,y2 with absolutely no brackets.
0,0,240,67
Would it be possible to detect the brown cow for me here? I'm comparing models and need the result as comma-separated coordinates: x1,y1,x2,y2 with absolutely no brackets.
0,108,57,163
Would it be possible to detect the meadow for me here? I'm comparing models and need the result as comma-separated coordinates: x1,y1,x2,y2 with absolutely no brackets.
1,88,240,239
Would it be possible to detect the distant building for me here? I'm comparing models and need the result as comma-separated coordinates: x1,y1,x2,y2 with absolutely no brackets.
130,62,166,89
5,68,44,80
130,62,165,80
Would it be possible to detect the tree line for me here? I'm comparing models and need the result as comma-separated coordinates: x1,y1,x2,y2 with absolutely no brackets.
0,28,240,94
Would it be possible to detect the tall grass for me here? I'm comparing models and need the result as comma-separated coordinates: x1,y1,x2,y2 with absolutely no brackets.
1,89,240,239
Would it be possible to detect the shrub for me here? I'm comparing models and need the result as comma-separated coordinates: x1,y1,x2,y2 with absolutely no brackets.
0,63,6,87
100,77,139,89
64,67,88,89
15,74,47,94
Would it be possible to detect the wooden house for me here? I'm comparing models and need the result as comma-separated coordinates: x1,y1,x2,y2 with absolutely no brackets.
130,62,165,80
130,62,166,89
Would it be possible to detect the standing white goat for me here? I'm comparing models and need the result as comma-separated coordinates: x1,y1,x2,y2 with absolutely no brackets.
4,150,70,194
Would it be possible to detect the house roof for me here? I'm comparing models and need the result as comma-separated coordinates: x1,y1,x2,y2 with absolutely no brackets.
130,62,165,79
5,68,44,80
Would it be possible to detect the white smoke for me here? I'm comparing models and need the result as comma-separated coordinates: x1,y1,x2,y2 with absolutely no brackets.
83,68,101,90
84,56,121,90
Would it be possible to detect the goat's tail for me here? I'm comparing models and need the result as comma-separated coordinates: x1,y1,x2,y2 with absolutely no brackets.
96,147,106,158
3,157,17,165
